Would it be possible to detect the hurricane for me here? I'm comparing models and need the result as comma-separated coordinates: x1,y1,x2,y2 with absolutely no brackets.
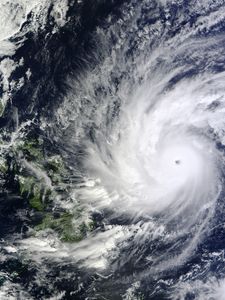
1,0,225,299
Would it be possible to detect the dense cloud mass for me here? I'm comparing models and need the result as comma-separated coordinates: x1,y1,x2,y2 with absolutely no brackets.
1,0,225,299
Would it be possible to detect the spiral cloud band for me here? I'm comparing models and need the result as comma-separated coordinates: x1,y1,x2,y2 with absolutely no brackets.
80,65,224,275
60,3,225,282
